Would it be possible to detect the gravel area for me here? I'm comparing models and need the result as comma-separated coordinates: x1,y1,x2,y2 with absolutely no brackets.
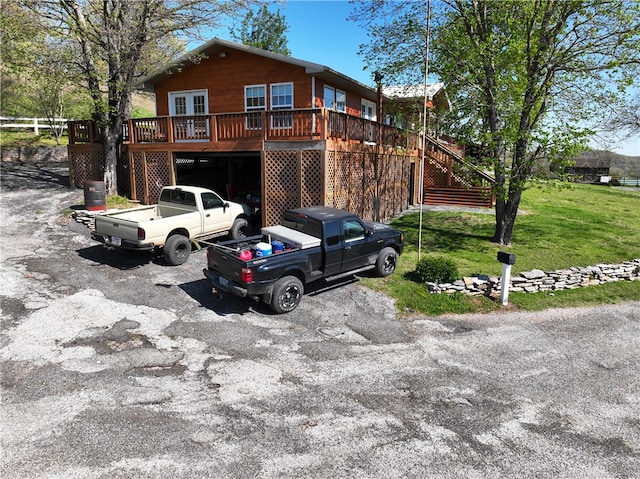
1,159,639,478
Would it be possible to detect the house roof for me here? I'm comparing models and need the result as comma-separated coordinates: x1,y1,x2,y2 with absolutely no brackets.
573,157,612,168
382,83,451,112
135,38,380,102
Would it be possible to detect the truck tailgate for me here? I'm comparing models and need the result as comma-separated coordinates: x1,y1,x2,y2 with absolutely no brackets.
207,243,247,283
94,212,147,241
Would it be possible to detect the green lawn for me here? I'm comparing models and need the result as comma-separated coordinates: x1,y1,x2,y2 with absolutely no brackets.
1,130,69,147
363,183,640,315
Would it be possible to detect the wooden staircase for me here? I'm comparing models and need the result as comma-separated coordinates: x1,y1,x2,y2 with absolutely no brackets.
421,136,496,208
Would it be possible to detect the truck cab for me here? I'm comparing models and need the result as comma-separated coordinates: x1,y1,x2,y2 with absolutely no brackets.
204,206,404,313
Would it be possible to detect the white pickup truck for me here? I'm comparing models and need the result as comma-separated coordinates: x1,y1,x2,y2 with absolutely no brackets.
91,186,252,265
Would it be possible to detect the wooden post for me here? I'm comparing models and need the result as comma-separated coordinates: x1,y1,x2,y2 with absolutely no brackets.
128,119,135,143
262,111,268,141
210,114,218,142
167,116,174,143
129,150,137,201
322,109,328,141
142,152,149,204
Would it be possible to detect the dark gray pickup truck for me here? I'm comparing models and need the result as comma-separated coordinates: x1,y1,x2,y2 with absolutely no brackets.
203,206,404,313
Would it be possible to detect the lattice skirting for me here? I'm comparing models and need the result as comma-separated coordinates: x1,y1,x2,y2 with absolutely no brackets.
68,144,413,225
128,151,175,204
67,144,103,188
326,150,412,224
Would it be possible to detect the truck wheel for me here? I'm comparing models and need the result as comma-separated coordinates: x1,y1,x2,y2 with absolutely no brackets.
270,276,304,313
163,234,191,266
375,247,398,277
231,217,250,239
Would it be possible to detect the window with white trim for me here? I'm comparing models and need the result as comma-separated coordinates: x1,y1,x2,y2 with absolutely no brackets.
324,86,335,109
324,86,346,112
361,99,376,120
245,84,266,129
271,82,293,128
336,89,346,112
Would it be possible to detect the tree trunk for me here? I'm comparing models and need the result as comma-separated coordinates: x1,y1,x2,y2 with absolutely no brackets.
493,189,521,246
102,123,121,197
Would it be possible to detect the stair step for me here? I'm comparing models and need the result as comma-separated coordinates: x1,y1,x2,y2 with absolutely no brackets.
423,187,494,208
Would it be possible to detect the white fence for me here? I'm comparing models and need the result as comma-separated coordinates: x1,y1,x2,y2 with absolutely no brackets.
0,117,68,135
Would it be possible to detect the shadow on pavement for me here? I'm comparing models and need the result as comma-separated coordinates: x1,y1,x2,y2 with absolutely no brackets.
179,275,362,316
77,245,160,270
1,161,71,191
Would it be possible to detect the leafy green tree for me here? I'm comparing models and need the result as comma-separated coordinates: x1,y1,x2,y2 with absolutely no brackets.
1,2,91,143
232,4,290,55
22,0,256,196
352,0,640,245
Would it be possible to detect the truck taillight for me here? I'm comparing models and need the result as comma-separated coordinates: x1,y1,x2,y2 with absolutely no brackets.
138,228,145,240
241,267,253,283
206,249,210,262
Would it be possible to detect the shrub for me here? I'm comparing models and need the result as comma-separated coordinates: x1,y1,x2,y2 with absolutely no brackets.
414,255,459,283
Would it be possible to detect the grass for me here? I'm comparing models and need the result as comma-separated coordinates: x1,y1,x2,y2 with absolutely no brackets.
363,183,640,315
1,130,69,147
106,195,139,209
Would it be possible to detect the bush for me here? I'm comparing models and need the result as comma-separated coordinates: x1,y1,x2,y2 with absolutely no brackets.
414,255,459,283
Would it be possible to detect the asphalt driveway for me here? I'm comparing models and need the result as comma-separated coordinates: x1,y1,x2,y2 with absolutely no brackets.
1,159,639,478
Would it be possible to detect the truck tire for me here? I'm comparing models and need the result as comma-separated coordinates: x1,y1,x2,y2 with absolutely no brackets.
375,247,398,277
163,234,191,266
270,276,304,313
231,217,250,239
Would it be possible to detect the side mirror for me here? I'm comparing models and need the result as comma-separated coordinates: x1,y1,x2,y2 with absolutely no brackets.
223,202,229,212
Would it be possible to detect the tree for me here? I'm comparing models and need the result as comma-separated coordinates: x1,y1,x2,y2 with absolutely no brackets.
23,0,257,196
1,2,91,143
351,0,640,245
231,4,290,55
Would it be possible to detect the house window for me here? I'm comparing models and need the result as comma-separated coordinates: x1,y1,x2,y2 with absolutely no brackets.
324,86,335,109
361,99,376,120
174,97,187,115
271,82,293,128
324,86,346,112
336,90,346,112
245,84,266,130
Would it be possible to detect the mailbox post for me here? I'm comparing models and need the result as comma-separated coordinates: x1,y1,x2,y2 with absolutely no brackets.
497,251,516,305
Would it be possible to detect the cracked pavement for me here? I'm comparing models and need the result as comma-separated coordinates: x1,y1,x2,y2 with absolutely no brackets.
1,159,639,478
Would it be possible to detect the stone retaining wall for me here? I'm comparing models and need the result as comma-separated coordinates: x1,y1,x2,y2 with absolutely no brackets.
427,259,640,297
1,146,68,163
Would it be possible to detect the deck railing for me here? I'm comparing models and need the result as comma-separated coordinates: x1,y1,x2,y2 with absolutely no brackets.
69,108,412,148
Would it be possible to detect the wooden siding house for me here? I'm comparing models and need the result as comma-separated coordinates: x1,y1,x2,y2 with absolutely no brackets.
67,38,494,226
565,155,612,183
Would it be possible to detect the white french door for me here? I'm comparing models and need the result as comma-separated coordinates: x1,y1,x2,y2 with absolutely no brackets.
169,90,209,140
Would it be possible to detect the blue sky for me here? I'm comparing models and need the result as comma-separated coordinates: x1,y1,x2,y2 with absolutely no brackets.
281,0,373,86
220,0,639,157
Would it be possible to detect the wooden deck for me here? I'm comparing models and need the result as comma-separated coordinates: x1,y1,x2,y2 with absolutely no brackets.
68,109,417,152
67,109,495,213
